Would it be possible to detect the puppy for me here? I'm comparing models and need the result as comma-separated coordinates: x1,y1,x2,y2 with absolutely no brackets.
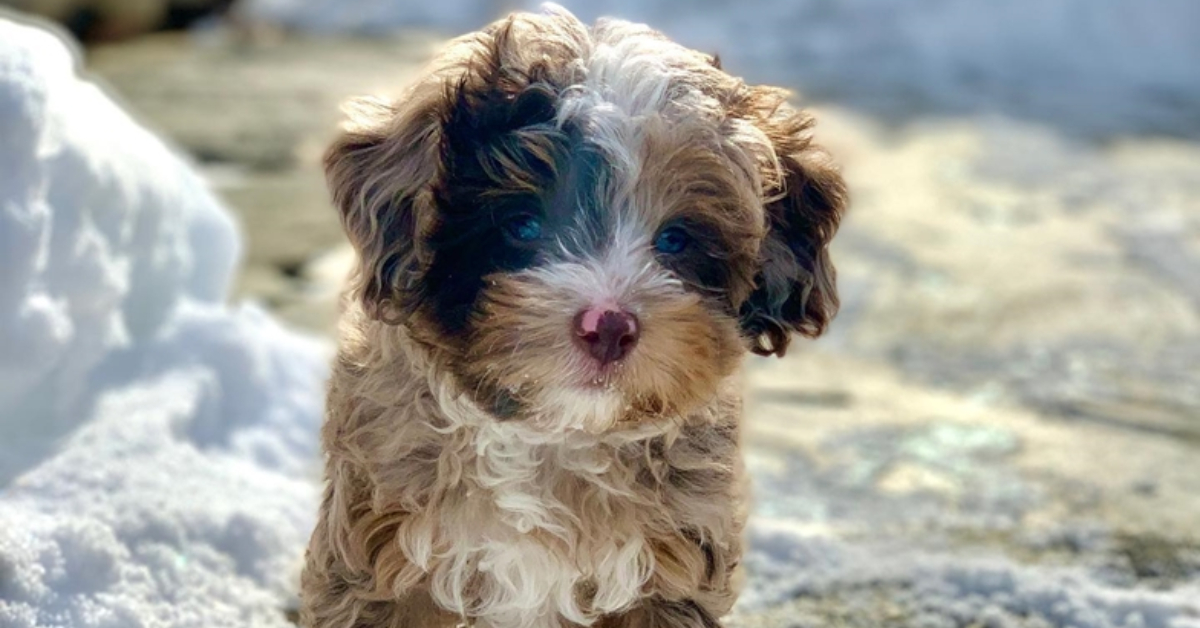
300,6,845,628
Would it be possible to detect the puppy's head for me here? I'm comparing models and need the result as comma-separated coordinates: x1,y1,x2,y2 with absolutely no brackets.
327,7,845,432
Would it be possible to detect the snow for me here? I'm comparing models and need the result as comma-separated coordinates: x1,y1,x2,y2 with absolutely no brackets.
0,14,327,627
739,523,1200,628
733,428,1200,628
235,0,1200,137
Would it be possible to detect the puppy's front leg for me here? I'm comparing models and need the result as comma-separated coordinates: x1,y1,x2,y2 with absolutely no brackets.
301,556,456,628
300,474,457,628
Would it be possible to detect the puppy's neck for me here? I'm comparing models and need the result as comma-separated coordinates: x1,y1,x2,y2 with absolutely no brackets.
430,370,685,448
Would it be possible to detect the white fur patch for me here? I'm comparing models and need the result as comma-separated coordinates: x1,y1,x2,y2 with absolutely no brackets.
420,383,677,627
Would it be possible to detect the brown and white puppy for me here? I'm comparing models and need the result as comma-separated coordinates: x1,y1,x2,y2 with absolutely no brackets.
300,6,845,628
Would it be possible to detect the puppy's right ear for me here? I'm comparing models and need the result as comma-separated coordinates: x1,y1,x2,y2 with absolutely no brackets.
737,92,847,357
325,93,441,323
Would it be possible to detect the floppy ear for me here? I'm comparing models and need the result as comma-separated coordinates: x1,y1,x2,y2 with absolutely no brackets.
324,90,442,323
740,100,847,357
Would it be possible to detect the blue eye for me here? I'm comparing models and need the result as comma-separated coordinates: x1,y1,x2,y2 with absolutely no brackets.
505,214,543,242
654,227,689,254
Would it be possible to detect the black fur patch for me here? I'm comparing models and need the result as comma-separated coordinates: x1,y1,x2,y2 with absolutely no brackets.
423,108,609,336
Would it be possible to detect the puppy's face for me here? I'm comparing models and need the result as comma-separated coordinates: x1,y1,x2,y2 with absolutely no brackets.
327,9,845,432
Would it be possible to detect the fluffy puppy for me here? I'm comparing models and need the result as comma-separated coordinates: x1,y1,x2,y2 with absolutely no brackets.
300,6,845,628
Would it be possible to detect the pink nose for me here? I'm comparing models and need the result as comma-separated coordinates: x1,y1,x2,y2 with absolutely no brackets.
574,305,639,365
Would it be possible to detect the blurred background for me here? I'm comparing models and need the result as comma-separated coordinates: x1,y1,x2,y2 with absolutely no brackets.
3,0,1197,625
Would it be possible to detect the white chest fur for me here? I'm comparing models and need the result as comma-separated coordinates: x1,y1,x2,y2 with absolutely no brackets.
413,417,669,628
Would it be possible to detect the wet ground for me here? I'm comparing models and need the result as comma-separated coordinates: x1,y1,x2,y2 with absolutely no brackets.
86,27,1200,627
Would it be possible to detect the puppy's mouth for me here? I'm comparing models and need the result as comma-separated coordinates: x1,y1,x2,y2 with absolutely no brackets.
573,360,630,391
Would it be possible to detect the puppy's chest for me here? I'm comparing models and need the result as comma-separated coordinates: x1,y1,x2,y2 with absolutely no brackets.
468,435,657,556
428,436,660,624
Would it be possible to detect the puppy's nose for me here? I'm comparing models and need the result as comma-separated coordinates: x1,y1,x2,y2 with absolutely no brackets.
574,305,639,365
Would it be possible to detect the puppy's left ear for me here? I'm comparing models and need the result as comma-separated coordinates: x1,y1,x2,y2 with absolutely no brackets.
740,101,847,357
325,91,442,324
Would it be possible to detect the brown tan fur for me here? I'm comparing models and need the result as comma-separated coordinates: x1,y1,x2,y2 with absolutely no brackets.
302,6,845,628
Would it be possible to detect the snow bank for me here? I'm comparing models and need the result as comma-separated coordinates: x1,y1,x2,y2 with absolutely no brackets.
0,14,328,627
236,0,1200,136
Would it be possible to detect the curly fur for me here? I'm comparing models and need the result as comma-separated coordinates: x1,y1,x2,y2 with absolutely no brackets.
301,5,845,627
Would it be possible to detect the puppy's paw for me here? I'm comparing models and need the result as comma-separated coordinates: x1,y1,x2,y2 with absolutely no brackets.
598,598,723,628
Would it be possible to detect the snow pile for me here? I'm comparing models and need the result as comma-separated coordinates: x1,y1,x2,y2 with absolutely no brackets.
0,14,327,627
236,0,1200,137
